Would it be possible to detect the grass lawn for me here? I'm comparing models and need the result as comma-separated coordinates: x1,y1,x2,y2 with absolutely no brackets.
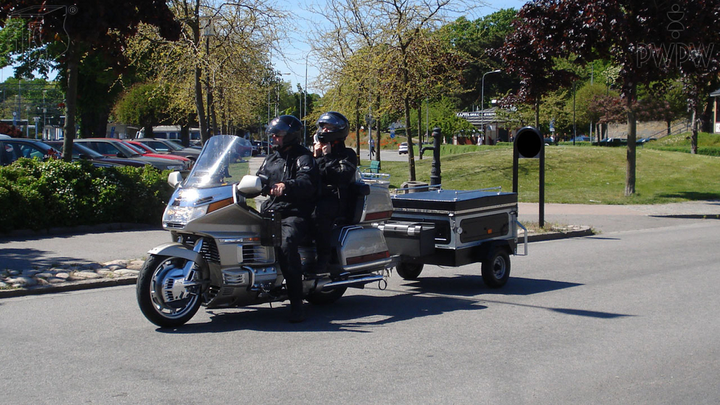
361,142,720,205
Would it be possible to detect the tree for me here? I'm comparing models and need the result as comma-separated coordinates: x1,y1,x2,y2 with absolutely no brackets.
312,0,471,181
123,1,283,143
496,1,579,128
113,82,171,136
573,82,617,140
668,0,720,154
0,1,181,161
440,9,518,110
500,1,687,196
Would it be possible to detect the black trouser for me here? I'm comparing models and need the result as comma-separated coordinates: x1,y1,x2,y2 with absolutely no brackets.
314,196,344,259
277,216,308,303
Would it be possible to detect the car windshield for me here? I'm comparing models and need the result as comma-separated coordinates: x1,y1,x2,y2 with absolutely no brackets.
111,141,142,157
182,135,247,189
72,143,104,158
132,142,158,153
163,140,184,151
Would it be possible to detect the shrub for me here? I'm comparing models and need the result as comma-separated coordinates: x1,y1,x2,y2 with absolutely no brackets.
0,159,174,233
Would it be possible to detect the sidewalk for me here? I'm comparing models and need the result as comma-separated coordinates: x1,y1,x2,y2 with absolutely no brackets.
1,157,718,298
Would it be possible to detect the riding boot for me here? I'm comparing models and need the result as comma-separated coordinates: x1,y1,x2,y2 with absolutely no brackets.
289,299,305,323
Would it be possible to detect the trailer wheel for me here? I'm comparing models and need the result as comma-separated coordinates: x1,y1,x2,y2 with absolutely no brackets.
481,249,510,288
396,262,424,280
306,287,347,305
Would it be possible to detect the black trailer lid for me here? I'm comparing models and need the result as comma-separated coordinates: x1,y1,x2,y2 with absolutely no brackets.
391,189,517,213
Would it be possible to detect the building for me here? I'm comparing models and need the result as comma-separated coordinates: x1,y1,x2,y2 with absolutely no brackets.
711,88,720,133
456,107,511,144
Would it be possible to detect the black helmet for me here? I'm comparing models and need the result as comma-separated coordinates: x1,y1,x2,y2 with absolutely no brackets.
315,111,349,143
266,115,302,148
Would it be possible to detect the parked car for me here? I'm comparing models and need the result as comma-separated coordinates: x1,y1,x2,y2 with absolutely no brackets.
636,137,657,145
165,138,202,150
0,138,60,166
225,136,253,158
568,135,591,142
251,140,269,156
596,138,627,147
46,141,146,168
75,138,185,171
124,140,193,170
133,138,202,159
398,142,408,154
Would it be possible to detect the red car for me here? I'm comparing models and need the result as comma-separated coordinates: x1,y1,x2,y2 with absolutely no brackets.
123,140,193,170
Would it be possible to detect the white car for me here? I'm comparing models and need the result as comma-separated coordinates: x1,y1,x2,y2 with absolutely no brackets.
398,142,408,154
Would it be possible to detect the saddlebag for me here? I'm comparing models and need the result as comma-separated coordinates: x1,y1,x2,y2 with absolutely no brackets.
260,210,282,247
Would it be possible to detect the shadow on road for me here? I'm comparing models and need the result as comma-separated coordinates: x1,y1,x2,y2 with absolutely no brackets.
154,274,632,334
0,247,96,270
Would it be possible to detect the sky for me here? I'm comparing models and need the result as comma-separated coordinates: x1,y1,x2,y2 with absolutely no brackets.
274,0,529,94
1,0,529,92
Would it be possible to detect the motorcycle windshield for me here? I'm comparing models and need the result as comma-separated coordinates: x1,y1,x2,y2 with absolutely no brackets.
182,135,249,188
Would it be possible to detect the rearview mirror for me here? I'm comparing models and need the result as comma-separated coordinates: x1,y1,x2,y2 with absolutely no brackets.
167,171,183,188
236,175,263,198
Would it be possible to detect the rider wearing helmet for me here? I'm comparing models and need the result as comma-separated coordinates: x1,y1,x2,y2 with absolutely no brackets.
257,115,319,323
312,111,358,275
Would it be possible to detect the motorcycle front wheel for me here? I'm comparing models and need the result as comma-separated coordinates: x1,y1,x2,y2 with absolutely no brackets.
137,255,202,328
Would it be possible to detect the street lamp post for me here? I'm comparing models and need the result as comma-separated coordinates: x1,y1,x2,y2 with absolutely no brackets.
481,69,501,143
268,72,291,150
201,17,215,138
304,55,308,146
42,90,47,140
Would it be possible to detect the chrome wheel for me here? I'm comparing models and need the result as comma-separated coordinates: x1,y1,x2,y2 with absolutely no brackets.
137,255,202,327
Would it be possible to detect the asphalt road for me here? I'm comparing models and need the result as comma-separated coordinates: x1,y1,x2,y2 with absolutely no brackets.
1,219,718,404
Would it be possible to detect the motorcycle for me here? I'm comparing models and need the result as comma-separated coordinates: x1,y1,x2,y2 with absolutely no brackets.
137,135,397,327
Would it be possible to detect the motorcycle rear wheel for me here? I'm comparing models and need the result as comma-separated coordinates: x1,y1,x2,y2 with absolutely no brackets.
396,262,424,280
137,255,202,328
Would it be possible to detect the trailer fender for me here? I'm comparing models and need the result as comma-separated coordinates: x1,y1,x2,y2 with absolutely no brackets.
477,240,514,262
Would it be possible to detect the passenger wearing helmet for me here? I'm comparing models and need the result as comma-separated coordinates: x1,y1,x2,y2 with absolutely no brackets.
311,111,358,275
257,115,319,323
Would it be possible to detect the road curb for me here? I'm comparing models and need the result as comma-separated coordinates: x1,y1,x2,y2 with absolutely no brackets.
0,276,137,299
526,228,595,242
651,214,720,220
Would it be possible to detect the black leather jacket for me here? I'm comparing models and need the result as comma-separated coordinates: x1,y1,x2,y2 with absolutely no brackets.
257,143,319,218
317,146,357,199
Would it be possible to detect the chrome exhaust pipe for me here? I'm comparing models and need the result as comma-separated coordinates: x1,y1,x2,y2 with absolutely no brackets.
321,274,384,290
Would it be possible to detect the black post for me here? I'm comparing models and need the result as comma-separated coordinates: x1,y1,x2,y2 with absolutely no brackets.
512,142,519,193
539,143,545,228
430,127,442,186
513,126,545,227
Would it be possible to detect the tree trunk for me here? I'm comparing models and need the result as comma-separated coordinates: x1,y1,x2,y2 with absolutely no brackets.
195,65,208,144
180,125,190,147
354,103,361,160
375,122,381,163
691,106,699,155
701,98,713,133
405,96,416,181
417,106,423,159
625,88,637,196
62,44,80,163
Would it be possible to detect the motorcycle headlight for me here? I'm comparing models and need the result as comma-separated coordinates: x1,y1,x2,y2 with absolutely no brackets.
163,205,208,227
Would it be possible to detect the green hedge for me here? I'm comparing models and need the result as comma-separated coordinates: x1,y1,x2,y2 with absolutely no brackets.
0,159,174,233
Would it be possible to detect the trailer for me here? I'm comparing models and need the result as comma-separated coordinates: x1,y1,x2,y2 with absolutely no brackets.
378,186,527,288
